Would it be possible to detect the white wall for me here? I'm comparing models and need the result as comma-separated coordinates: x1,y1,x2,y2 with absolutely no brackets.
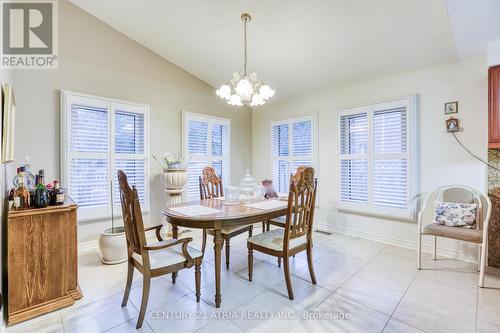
488,41,500,67
253,56,488,261
10,0,253,243
0,68,14,333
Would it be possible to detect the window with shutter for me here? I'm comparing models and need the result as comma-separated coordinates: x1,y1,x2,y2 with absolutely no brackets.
61,91,149,221
271,115,317,193
338,96,418,219
183,112,230,200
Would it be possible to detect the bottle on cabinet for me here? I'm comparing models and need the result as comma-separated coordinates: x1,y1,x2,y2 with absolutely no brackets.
49,180,65,206
13,172,30,209
34,169,49,208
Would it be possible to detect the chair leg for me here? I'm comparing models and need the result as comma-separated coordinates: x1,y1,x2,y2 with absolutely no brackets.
172,272,176,284
262,221,266,233
266,220,270,232
121,260,134,307
307,246,317,285
277,257,281,268
417,234,422,270
137,275,151,329
283,256,294,300
248,246,253,281
195,262,201,302
249,225,253,237
477,245,481,272
201,229,207,255
433,236,437,260
225,238,230,270
479,240,487,288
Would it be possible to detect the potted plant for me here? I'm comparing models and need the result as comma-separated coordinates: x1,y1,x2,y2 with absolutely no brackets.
98,181,127,264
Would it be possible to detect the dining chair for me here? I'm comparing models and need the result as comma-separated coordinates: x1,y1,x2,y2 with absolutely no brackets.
247,166,318,300
199,166,253,269
118,170,203,329
417,185,491,287
264,166,307,267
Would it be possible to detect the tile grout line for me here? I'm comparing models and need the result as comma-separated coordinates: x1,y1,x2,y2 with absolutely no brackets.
381,265,420,332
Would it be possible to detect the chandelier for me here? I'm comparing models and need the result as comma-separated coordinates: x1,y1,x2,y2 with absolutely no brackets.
216,13,275,107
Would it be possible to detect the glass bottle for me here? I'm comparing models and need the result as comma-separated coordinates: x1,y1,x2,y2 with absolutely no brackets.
49,180,65,205
13,172,30,210
34,169,49,208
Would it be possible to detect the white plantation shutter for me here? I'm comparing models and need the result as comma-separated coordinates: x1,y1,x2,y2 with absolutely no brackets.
183,112,230,200
373,108,408,208
62,92,149,221
338,97,417,219
271,116,317,193
339,113,368,203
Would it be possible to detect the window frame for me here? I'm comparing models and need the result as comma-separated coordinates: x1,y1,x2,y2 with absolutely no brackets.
182,111,231,201
270,114,319,193
337,95,419,221
61,90,150,222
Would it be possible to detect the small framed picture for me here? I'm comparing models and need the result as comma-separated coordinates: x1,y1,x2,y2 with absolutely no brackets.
444,101,458,114
445,117,460,133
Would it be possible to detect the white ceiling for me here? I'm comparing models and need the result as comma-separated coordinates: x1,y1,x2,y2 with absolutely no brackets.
68,0,461,102
445,0,500,59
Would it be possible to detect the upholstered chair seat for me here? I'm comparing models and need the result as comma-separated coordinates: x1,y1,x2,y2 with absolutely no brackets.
206,224,251,236
422,223,483,243
247,229,307,252
132,241,203,269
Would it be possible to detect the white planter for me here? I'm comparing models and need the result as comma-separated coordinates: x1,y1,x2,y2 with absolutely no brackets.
98,226,128,265
161,169,188,191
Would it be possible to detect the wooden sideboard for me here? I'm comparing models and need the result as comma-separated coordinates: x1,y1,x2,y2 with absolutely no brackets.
7,197,82,325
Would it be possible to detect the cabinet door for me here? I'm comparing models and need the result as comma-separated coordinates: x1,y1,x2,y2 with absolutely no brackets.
489,65,500,147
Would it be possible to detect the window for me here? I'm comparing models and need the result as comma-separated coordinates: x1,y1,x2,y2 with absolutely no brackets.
182,112,230,200
61,91,149,221
271,115,317,193
338,96,418,219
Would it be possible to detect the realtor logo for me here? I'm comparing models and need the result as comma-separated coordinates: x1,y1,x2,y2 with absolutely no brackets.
1,0,58,69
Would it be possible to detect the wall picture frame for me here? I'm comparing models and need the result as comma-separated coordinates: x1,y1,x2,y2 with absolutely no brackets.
444,101,458,114
2,84,16,163
445,117,460,133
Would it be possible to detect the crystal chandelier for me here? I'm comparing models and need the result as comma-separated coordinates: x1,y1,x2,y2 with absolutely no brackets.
216,13,275,107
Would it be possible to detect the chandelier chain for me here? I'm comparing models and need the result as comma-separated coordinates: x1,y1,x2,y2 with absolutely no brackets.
243,17,247,76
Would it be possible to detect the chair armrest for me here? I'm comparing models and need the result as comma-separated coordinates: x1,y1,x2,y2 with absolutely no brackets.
142,237,195,268
144,224,163,241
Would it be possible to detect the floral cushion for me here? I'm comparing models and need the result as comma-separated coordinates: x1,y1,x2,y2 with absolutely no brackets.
434,200,477,228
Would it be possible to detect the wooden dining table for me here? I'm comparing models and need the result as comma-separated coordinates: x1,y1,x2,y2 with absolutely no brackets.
162,198,288,308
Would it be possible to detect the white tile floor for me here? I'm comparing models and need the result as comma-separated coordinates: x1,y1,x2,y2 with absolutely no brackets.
7,229,500,333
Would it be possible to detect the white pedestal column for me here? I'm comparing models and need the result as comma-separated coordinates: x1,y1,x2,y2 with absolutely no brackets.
161,169,188,238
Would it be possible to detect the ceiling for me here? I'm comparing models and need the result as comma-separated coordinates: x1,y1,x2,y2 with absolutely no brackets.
68,0,481,103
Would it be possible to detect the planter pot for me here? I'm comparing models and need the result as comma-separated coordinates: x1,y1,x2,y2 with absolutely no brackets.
161,169,187,190
98,226,127,265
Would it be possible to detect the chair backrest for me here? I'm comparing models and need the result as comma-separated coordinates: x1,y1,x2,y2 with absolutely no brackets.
420,185,491,230
117,170,147,256
283,167,318,251
199,166,224,199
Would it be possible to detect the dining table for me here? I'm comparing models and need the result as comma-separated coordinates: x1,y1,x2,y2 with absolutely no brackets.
162,197,289,308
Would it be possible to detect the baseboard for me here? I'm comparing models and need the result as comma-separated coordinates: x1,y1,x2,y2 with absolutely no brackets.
315,222,479,264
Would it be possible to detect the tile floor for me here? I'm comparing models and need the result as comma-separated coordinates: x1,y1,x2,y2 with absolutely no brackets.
7,229,500,333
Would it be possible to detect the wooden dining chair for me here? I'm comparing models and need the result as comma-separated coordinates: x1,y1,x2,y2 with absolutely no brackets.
118,170,203,329
199,166,253,269
247,167,318,300
264,166,307,267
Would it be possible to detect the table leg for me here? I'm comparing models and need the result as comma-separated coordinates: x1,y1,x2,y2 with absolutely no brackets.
172,225,178,239
213,228,223,307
